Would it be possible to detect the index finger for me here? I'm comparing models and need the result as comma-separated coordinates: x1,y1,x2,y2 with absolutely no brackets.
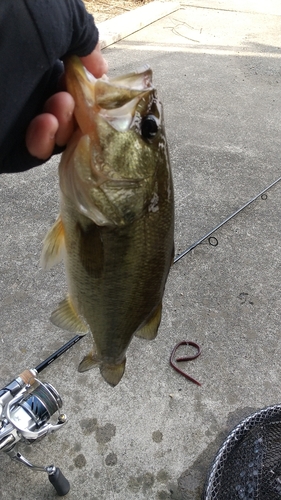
80,43,108,78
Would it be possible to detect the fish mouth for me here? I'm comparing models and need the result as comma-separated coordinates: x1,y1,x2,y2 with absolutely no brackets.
64,56,154,135
61,57,161,227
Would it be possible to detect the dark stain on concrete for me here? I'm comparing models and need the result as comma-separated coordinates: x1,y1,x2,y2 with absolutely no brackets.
72,442,82,453
226,406,257,429
74,453,87,469
105,452,117,466
142,472,155,494
127,469,175,497
79,418,116,444
153,430,163,443
80,417,98,435
128,475,143,492
95,422,116,444
157,490,172,499
177,406,258,499
157,480,182,499
168,481,182,499
128,472,155,493
157,470,170,483
74,391,84,404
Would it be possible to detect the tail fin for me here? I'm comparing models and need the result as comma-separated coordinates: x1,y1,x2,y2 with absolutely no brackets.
100,360,126,387
78,352,126,387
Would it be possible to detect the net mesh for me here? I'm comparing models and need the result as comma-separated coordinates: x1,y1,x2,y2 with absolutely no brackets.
204,404,281,499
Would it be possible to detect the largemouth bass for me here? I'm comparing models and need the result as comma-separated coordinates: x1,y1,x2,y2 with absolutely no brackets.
41,56,174,386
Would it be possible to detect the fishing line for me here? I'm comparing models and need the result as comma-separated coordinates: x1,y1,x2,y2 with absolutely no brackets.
174,175,281,264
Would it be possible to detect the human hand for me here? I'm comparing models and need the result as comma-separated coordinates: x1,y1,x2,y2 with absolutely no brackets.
25,43,108,160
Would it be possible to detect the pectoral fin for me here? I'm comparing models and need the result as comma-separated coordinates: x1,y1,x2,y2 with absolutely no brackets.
135,303,162,340
41,215,65,270
77,222,104,277
51,295,89,334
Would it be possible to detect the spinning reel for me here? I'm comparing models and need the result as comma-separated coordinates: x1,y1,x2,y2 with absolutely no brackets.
0,368,69,495
0,335,83,496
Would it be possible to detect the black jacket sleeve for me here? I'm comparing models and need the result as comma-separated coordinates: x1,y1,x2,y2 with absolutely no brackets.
0,0,99,174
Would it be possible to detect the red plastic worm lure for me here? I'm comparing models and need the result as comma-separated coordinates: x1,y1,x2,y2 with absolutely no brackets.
170,340,201,386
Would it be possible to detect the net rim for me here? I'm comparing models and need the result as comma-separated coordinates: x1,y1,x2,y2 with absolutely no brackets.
203,403,281,500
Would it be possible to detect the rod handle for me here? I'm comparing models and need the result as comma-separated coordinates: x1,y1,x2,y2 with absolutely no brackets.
48,467,70,496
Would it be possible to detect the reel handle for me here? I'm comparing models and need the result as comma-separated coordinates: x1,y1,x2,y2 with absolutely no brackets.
48,467,70,496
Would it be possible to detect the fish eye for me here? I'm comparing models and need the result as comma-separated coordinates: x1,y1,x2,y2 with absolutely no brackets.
141,115,159,140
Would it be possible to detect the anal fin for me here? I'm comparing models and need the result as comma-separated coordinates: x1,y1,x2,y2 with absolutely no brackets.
41,215,65,270
51,295,89,334
135,303,162,340
78,351,99,372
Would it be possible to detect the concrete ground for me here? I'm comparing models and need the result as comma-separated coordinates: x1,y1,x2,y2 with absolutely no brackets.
0,1,281,499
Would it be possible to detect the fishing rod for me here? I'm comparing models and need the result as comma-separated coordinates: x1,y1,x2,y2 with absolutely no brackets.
174,175,281,264
35,334,83,373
